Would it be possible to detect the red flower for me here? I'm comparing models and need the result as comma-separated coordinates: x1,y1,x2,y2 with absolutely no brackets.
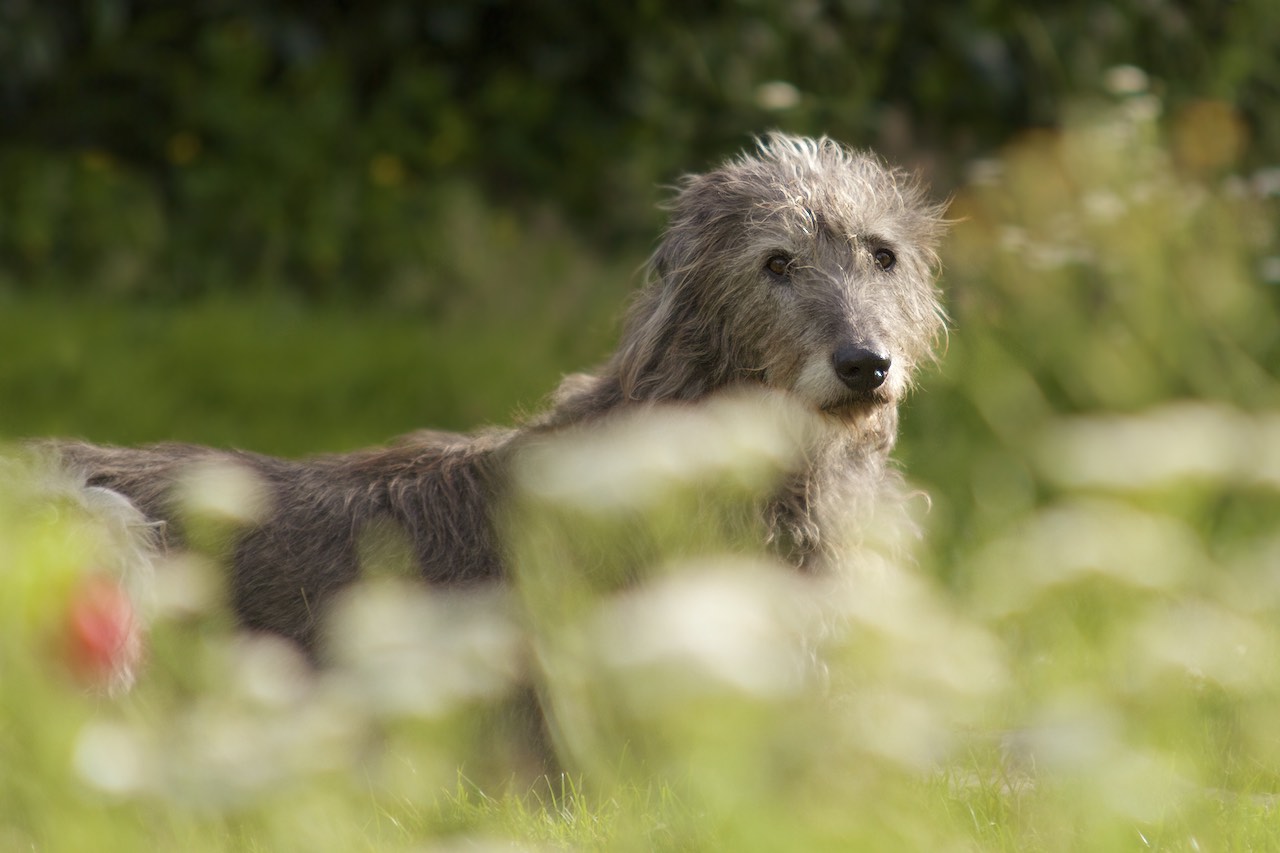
64,574,139,689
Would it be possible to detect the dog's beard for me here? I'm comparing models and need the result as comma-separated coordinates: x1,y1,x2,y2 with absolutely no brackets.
819,389,893,425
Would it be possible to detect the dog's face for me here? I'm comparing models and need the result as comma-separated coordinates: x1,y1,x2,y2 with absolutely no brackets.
643,134,947,425
751,200,931,421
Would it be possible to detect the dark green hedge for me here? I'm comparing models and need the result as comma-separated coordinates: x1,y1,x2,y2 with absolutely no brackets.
2,1,1276,300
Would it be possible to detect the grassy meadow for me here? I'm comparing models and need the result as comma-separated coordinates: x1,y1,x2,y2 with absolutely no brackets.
3,94,1280,852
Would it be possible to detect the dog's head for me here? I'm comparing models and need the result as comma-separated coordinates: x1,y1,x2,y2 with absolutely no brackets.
617,134,947,431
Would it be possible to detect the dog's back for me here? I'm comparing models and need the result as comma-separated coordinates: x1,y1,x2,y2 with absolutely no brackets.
52,433,511,649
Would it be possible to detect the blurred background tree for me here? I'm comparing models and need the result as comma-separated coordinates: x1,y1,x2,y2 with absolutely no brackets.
2,0,1276,301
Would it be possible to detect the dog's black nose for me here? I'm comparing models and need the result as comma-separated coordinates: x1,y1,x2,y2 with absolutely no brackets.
833,345,891,393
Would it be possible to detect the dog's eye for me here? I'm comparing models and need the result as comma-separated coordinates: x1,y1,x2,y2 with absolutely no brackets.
765,255,791,278
873,248,896,271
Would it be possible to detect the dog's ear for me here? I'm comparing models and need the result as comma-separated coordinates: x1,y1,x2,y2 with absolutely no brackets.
614,282,682,400
651,166,740,290
648,237,673,283
612,158,756,401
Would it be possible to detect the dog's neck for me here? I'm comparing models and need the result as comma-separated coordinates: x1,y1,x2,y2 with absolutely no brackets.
530,370,692,430
766,405,900,570
529,370,903,573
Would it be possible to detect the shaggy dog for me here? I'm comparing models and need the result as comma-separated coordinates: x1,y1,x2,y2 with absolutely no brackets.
50,134,947,653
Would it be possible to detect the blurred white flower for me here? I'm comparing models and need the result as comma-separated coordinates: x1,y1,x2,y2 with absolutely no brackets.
176,459,270,525
151,552,221,618
1133,600,1279,690
74,721,155,796
516,391,810,513
1007,695,1120,772
1104,64,1150,96
325,580,523,717
848,688,957,770
755,80,801,111
1039,403,1280,490
590,558,813,700
1003,696,1187,821
971,498,1204,614
228,632,314,708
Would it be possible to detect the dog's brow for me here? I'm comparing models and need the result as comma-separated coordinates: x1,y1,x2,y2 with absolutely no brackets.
800,206,853,246
851,232,893,250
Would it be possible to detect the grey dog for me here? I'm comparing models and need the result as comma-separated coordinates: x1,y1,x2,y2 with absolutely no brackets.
52,133,947,652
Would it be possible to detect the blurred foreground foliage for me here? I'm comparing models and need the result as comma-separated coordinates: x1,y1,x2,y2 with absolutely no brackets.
3,92,1280,849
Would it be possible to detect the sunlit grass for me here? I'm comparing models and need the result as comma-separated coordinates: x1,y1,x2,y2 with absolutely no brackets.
0,280,628,456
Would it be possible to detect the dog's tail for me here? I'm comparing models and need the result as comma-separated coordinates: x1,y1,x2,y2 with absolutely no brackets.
3,450,161,694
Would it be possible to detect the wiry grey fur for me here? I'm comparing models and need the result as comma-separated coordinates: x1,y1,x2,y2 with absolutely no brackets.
50,134,948,651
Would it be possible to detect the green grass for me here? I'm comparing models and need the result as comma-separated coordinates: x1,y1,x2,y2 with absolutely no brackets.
0,292,621,456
